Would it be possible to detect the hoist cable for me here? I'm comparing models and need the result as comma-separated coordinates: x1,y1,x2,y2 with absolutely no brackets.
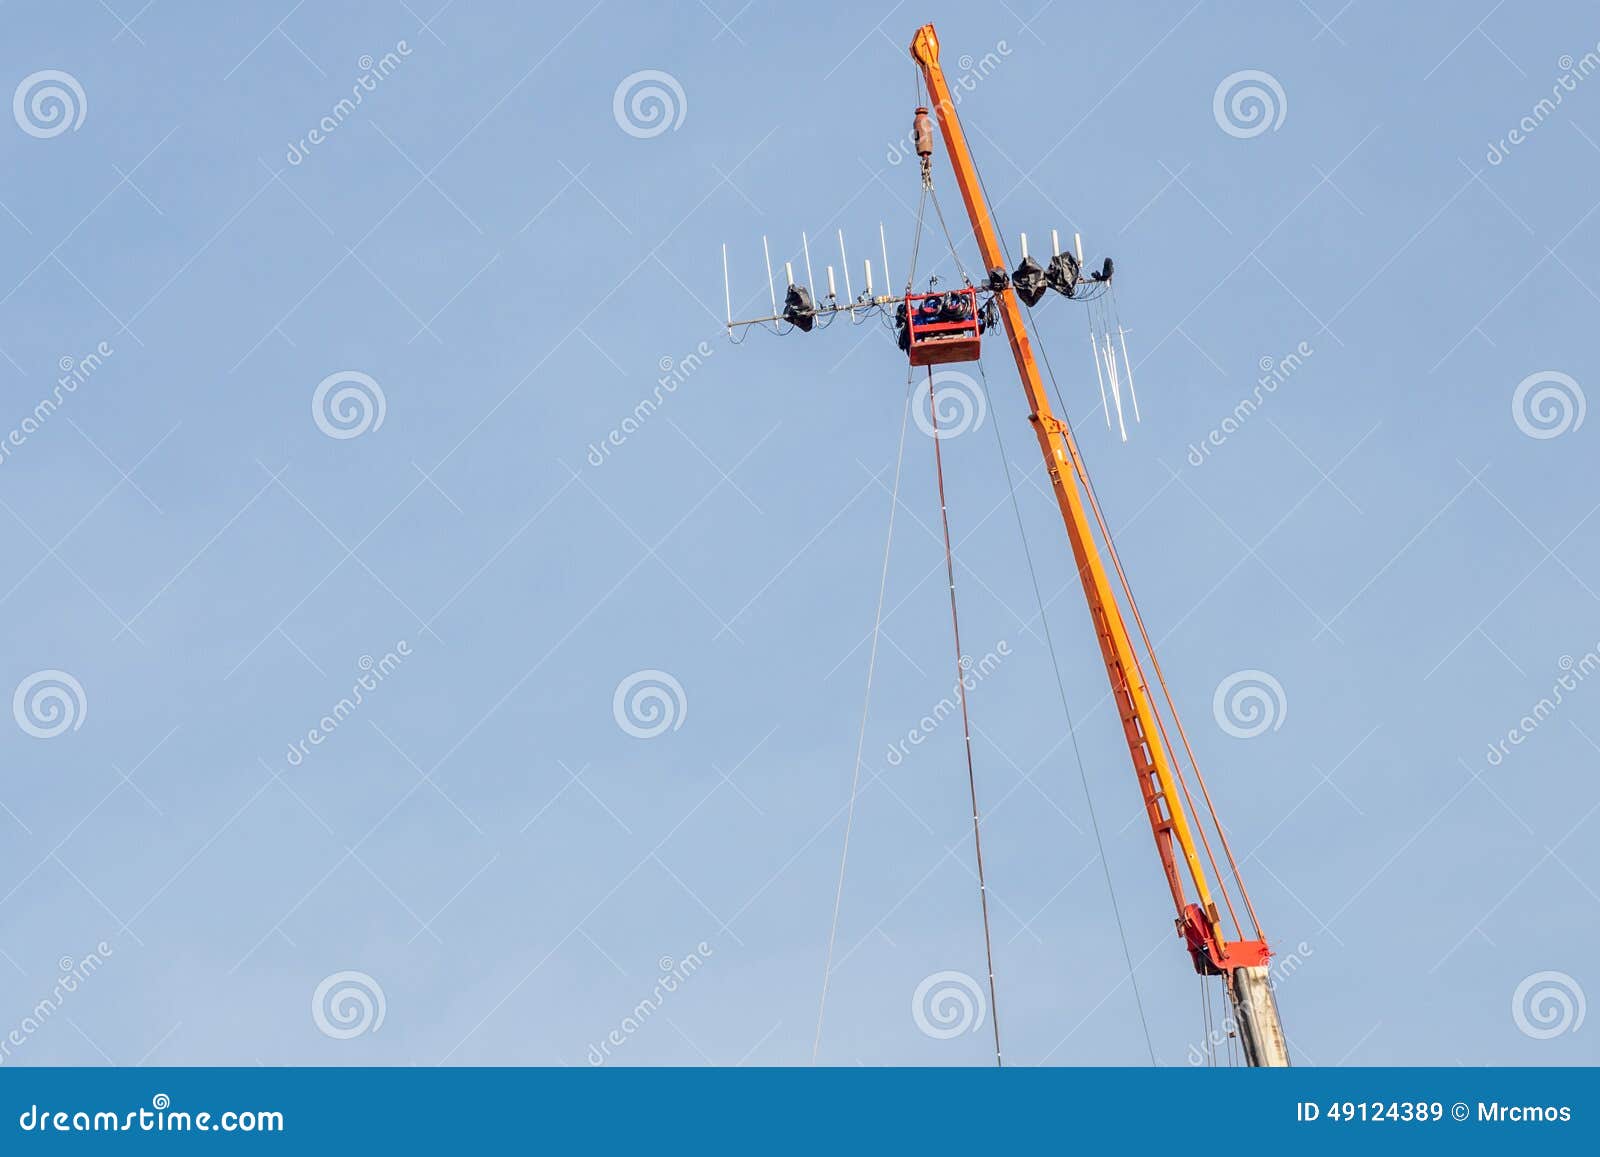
904,184,929,294
812,369,916,1064
1039,293,1255,938
1034,291,1245,936
904,81,971,292
927,366,1002,1068
967,153,1259,942
927,183,973,285
1043,338,1251,939
974,356,1156,1064
1070,391,1248,937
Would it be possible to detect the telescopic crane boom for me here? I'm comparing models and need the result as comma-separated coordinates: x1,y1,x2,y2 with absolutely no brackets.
909,23,1289,1066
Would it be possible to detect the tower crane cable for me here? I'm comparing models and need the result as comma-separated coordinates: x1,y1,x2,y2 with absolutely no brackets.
1025,284,1252,935
928,184,973,285
915,63,1152,1062
904,135,1017,1066
973,353,1157,1063
901,153,1010,1067
904,175,969,290
812,369,917,1064
908,67,973,289
957,156,1240,930
926,365,1003,1068
1048,320,1245,938
904,184,930,293
1043,329,1255,939
966,152,1261,941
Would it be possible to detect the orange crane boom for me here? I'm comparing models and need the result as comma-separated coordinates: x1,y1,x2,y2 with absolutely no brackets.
909,23,1289,1066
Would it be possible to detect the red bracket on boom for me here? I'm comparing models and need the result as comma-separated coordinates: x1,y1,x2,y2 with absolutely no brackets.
1181,903,1271,975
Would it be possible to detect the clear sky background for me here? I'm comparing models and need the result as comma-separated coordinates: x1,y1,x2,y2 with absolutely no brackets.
1,0,1597,1068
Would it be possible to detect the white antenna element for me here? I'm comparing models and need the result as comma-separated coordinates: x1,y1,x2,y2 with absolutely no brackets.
864,258,874,297
827,265,837,299
1020,232,1029,260
838,230,854,316
762,235,779,327
802,232,815,292
721,243,732,330
1052,229,1060,257
1090,333,1110,427
1103,332,1128,442
1118,326,1141,422
785,261,795,287
1074,231,1084,264
879,222,891,296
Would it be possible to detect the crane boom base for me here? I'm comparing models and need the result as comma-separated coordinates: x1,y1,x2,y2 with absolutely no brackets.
1230,966,1291,1067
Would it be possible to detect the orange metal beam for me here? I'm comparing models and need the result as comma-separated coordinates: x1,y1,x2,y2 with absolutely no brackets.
908,23,1241,965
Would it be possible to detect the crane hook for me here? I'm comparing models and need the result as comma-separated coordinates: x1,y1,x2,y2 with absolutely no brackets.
912,105,934,189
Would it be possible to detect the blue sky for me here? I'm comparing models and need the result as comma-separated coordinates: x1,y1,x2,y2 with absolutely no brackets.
0,0,1597,1067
